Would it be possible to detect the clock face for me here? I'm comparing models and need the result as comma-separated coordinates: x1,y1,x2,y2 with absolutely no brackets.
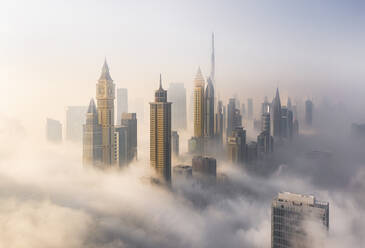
98,86,105,95
108,87,114,97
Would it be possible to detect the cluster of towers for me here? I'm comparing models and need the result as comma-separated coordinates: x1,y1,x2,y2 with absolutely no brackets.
189,34,223,155
81,33,308,184
83,60,137,168
270,88,299,141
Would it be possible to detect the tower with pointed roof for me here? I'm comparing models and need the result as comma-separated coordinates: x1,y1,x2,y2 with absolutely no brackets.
193,67,205,138
96,59,115,165
211,33,215,86
150,74,172,183
271,88,282,137
83,98,103,166
204,77,214,137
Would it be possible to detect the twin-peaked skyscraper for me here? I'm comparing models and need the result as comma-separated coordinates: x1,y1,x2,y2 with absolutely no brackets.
192,68,217,154
191,33,219,155
270,88,297,140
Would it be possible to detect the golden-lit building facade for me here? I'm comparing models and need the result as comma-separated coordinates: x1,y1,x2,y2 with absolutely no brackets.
150,75,172,183
193,68,205,138
96,60,115,166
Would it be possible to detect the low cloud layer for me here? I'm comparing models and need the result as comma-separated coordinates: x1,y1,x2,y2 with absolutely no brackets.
0,112,364,248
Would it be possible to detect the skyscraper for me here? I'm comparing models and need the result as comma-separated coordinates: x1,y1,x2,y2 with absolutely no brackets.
83,99,102,166
66,106,88,142
271,88,282,138
150,75,172,183
210,32,215,86
305,99,313,126
171,131,179,157
247,98,253,120
121,113,137,162
96,59,115,166
257,112,273,157
168,83,187,130
271,192,329,248
46,118,62,143
226,98,242,139
227,127,246,164
114,126,128,166
193,68,205,138
116,88,128,124
262,96,270,114
215,100,224,144
280,107,289,138
204,77,215,137
261,112,271,133
257,130,273,158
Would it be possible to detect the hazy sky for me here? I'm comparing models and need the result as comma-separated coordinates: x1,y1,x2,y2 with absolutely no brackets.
1,2,365,247
1,0,365,136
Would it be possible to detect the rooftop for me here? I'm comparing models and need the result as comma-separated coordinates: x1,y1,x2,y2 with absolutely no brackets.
275,192,329,208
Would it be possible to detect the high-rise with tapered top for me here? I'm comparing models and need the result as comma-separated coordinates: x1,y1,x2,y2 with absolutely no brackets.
271,88,282,138
96,59,115,166
83,98,103,166
150,75,172,183
193,67,205,138
204,77,214,137
210,33,215,87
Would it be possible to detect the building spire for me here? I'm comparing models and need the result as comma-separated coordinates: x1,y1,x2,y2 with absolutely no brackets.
99,58,112,81
195,67,205,87
155,73,167,102
87,98,97,114
211,32,215,85
103,57,109,73
276,88,280,99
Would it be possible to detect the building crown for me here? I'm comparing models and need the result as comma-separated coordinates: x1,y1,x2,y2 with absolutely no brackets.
87,98,97,114
99,58,113,81
194,67,205,87
155,74,167,102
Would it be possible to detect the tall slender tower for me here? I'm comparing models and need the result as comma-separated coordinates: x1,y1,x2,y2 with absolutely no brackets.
227,98,242,139
210,32,215,86
204,77,214,137
150,75,172,183
83,98,102,166
193,68,205,138
271,88,282,138
96,59,115,165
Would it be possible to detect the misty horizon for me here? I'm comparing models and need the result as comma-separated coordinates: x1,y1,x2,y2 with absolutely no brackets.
1,1,365,248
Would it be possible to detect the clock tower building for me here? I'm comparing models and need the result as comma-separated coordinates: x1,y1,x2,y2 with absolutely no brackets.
96,59,115,166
